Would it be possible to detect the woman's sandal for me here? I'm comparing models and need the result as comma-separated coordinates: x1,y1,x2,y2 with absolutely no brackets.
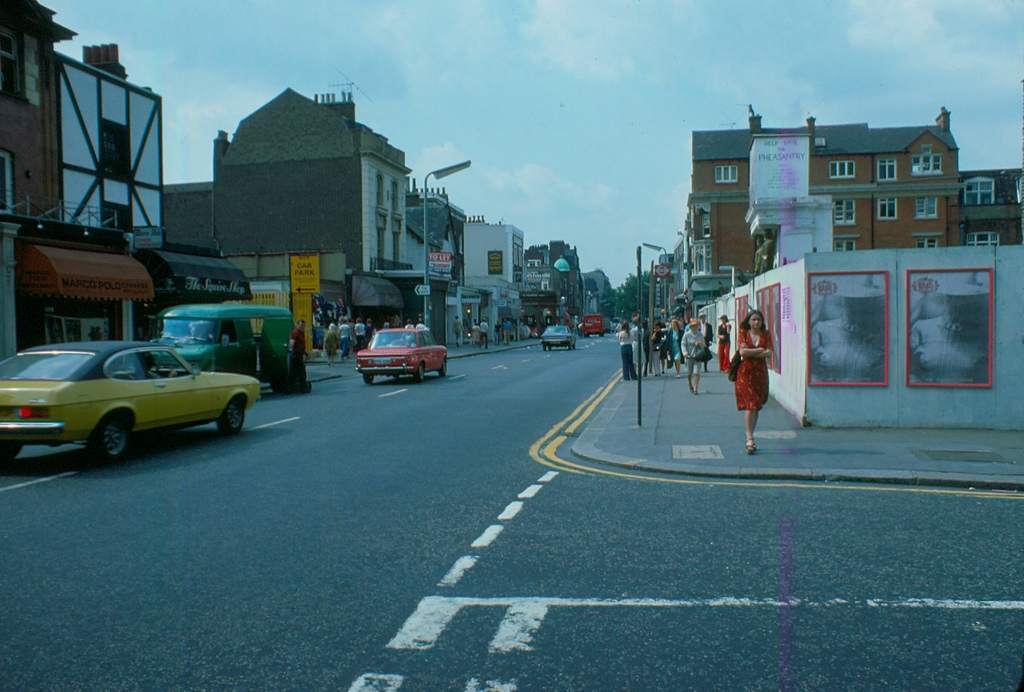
745,439,756,454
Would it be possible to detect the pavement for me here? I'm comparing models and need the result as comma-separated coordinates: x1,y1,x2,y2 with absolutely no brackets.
572,366,1024,491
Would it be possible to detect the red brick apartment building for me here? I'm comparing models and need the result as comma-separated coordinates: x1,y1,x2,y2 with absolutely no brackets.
686,108,967,289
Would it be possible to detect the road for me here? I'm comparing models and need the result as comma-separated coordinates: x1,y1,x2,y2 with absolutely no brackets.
1,336,1022,691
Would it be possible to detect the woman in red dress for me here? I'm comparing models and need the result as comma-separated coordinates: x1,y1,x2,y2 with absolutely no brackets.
734,309,773,454
717,315,732,372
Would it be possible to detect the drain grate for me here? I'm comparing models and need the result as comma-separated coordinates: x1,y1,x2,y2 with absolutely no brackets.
912,449,1010,464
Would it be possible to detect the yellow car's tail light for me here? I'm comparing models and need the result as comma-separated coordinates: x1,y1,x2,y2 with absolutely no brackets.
17,407,50,419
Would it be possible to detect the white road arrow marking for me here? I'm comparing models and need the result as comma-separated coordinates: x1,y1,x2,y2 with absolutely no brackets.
348,673,404,691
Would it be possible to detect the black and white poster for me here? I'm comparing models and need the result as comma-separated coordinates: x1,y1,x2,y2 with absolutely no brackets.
907,268,993,388
807,272,889,386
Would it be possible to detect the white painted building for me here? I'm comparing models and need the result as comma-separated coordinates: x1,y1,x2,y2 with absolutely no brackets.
463,218,525,331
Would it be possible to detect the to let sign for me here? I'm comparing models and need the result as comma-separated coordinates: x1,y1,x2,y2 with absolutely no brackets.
289,254,320,293
428,251,453,278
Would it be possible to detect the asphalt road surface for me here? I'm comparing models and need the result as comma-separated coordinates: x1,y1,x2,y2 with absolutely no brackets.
2,336,1022,691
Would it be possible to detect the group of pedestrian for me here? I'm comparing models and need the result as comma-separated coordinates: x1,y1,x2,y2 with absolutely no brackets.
617,309,774,455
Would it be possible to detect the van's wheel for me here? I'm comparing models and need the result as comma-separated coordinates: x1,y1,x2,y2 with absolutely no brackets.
217,395,246,435
87,412,133,462
413,362,425,383
362,374,375,384
438,359,447,377
0,442,22,462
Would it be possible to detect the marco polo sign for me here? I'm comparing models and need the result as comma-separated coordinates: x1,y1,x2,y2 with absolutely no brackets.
749,134,809,201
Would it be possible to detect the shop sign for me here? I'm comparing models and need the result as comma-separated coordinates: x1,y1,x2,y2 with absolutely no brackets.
133,226,163,249
289,254,320,293
428,251,453,278
488,250,503,275
180,276,251,297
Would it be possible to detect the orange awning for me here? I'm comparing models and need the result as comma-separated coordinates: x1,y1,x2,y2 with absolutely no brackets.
18,244,155,301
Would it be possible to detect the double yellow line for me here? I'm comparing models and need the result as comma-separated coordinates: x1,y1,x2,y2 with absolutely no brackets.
528,374,1024,502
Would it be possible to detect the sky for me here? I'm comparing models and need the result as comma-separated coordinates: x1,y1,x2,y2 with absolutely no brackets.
45,0,1024,285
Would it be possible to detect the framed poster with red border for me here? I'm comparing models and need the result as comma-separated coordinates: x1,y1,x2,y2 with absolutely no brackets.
906,268,993,388
806,271,889,387
756,283,782,373
735,295,749,326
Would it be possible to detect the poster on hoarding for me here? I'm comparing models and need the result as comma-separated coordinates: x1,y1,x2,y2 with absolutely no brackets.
906,268,993,388
807,271,889,386
756,283,782,373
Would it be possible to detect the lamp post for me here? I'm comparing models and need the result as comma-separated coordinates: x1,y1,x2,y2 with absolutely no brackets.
422,160,471,330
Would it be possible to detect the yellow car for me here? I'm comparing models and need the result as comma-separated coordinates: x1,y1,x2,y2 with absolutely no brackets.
0,341,261,462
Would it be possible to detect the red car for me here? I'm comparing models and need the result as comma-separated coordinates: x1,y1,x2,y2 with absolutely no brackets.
355,328,447,384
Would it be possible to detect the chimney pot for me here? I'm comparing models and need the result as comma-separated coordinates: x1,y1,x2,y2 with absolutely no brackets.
748,109,762,133
936,106,951,132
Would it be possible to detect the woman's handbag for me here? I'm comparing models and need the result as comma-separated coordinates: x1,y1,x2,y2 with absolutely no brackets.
727,351,742,382
695,345,713,363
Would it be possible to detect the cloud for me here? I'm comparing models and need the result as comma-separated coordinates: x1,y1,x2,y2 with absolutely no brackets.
483,162,617,211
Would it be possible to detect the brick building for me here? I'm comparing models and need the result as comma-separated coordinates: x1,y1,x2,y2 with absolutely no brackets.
686,107,963,304
958,168,1022,246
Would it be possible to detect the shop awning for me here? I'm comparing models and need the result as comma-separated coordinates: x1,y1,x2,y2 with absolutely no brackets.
351,275,404,309
18,244,154,301
138,249,251,300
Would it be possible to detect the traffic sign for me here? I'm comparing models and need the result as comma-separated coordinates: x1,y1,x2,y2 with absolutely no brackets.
655,263,672,279
415,284,431,296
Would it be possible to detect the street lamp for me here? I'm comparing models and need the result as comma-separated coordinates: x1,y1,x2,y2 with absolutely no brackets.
422,160,471,329
719,264,737,294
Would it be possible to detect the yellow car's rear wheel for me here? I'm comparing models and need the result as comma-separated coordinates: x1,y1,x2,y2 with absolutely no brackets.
87,412,133,462
217,395,246,435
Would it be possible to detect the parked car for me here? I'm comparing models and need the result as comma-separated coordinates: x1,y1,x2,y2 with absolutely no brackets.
157,304,295,393
541,325,576,351
356,328,447,384
0,341,260,462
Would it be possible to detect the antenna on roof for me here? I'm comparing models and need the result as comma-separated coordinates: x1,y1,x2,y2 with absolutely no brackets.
333,69,374,103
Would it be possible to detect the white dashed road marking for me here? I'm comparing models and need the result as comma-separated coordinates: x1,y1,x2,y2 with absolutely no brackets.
347,673,405,691
470,525,504,548
438,555,479,587
465,678,517,691
449,374,466,380
251,416,301,430
755,430,798,439
378,388,408,398
489,602,549,653
517,484,543,499
491,365,509,371
537,471,558,483
497,501,523,520
0,471,78,494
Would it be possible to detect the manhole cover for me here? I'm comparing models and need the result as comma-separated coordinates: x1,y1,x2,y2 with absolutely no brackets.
672,445,724,460
912,449,1010,464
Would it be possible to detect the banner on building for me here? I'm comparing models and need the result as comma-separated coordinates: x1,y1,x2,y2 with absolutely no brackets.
488,251,503,275
289,254,320,293
750,135,809,201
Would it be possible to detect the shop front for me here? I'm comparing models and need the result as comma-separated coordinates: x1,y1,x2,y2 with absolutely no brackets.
350,274,405,328
134,248,252,340
15,242,154,349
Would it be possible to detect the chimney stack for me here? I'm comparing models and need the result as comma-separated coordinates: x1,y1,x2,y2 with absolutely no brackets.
806,116,816,143
748,105,762,133
83,43,127,80
213,130,230,183
322,91,356,121
936,106,951,132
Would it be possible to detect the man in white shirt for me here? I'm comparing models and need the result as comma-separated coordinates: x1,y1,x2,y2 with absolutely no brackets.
479,320,489,349
338,318,352,359
630,314,641,375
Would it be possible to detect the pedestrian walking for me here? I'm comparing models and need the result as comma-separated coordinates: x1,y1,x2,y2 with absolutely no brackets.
365,318,375,345
717,315,731,372
667,318,685,378
339,318,352,359
288,319,308,392
324,323,340,366
700,315,714,373
502,317,512,345
650,321,666,376
630,314,641,375
641,319,652,377
734,309,773,454
479,319,489,349
471,321,481,347
618,320,636,380
354,318,366,352
453,316,464,347
683,319,707,394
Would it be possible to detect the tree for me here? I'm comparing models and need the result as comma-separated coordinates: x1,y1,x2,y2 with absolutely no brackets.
610,271,652,319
